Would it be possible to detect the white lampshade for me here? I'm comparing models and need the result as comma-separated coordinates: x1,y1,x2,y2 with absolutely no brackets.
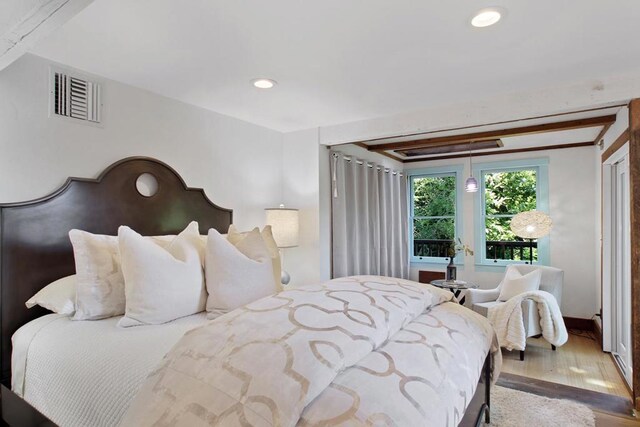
510,210,553,239
465,176,479,193
265,205,299,248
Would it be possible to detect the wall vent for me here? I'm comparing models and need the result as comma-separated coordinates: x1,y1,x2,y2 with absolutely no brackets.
51,70,102,123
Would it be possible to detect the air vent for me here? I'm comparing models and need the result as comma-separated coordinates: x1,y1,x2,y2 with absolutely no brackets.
51,70,102,123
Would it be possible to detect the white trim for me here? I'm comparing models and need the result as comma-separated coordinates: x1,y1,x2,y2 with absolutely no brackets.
602,141,630,353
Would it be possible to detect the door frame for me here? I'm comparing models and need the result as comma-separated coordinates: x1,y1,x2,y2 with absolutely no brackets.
602,142,629,356
628,100,640,409
601,99,640,409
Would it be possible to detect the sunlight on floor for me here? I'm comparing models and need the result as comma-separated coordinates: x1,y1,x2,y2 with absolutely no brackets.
500,332,630,399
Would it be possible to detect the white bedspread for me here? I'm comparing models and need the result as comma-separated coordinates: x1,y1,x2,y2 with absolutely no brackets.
11,312,211,427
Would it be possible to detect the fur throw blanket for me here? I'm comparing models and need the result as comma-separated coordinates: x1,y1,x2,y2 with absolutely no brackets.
487,290,568,351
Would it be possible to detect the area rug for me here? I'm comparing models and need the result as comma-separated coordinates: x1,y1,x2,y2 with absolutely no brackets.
490,385,596,426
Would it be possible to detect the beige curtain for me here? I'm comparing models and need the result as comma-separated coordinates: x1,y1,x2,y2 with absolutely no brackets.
330,151,409,279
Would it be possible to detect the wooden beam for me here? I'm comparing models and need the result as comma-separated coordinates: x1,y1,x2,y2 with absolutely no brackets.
602,129,630,162
629,99,640,411
0,0,95,71
402,141,594,163
396,139,502,157
332,104,626,147
593,123,613,147
368,115,617,152
353,142,403,163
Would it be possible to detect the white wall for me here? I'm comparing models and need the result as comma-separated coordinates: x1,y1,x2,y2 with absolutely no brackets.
0,53,284,230
403,147,599,319
281,128,323,287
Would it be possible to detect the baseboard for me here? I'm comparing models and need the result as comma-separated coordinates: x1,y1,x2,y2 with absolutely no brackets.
593,318,603,347
563,316,594,331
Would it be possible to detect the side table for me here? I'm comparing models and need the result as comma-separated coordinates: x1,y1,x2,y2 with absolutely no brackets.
430,280,478,305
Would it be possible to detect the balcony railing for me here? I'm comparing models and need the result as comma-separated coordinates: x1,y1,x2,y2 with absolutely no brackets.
414,239,537,261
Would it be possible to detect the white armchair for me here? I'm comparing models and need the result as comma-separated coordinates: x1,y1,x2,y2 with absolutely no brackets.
466,264,564,360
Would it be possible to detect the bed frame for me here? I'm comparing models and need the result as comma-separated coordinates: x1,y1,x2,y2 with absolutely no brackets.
0,157,233,385
0,156,491,426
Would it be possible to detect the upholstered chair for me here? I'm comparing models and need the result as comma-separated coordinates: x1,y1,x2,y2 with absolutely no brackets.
466,264,564,360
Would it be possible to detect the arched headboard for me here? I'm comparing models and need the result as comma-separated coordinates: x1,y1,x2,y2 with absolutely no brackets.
0,157,233,383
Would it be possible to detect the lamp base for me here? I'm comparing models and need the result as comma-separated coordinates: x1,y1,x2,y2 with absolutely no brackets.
281,270,291,286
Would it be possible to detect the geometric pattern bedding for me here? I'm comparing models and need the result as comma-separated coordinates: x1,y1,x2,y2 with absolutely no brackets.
121,276,501,426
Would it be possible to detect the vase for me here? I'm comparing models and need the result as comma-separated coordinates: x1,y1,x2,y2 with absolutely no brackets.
446,257,457,281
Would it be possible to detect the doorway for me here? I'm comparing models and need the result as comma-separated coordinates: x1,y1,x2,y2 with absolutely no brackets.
603,143,632,387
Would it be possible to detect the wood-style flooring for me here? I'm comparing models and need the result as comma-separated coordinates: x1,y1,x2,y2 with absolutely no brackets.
501,331,629,398
497,331,639,426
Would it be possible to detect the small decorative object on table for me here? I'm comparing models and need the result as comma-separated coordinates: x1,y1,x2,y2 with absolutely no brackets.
446,238,474,281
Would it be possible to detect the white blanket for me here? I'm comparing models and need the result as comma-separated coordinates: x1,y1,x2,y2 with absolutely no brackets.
121,276,501,426
12,312,211,427
487,290,568,351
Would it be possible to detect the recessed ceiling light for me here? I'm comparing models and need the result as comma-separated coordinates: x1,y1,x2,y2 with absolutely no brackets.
252,78,277,89
471,8,503,28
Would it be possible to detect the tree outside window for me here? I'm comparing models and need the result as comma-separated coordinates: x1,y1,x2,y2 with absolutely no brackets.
483,169,537,261
411,175,456,259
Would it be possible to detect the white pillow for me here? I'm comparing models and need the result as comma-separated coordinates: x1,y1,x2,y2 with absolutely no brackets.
26,275,77,315
498,268,542,302
227,225,282,291
205,228,276,317
69,229,210,321
69,230,125,320
118,222,206,327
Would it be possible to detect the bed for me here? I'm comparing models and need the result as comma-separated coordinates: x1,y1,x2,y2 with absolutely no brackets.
0,157,498,426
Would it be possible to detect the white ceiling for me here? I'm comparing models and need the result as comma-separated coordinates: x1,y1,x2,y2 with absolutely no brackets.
29,0,640,132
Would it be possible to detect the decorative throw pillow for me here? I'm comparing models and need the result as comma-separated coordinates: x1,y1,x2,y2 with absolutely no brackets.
26,275,77,315
227,225,282,290
118,222,207,327
69,229,211,321
70,231,125,320
498,268,542,302
205,228,276,317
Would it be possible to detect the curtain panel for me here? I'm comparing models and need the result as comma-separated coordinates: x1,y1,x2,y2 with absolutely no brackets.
331,151,409,279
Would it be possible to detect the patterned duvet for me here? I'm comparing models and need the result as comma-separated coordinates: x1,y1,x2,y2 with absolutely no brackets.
121,276,501,426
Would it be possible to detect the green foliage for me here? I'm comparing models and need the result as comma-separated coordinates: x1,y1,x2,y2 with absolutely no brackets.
413,176,455,217
484,170,537,216
412,176,455,240
410,170,538,261
484,169,538,261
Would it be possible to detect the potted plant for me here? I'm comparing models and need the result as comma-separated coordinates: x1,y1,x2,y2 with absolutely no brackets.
446,238,474,281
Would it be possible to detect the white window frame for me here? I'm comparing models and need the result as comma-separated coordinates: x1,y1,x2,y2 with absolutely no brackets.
407,165,464,265
473,158,550,269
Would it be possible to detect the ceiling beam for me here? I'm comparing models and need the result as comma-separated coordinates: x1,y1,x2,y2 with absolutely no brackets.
368,115,616,152
403,141,594,163
0,0,95,71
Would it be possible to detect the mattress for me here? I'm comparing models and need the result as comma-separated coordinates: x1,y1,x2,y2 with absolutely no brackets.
11,312,211,427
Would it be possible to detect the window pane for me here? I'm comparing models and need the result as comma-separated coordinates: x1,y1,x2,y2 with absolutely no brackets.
413,176,456,217
485,217,538,262
484,170,537,216
413,218,454,258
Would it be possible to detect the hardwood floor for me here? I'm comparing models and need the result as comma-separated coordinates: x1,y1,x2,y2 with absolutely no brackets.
497,331,640,426
501,331,630,398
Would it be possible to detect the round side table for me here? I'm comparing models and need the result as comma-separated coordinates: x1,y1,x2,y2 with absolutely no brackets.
429,280,478,305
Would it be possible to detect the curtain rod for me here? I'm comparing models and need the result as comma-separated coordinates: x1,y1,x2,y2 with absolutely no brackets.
331,152,403,176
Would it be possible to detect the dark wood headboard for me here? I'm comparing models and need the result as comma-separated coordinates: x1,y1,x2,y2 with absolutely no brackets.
0,157,233,383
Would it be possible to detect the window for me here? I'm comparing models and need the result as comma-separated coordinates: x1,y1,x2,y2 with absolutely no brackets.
473,159,549,266
408,166,462,263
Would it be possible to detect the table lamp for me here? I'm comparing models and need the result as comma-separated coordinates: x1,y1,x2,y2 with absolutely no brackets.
265,204,299,285
510,210,552,264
